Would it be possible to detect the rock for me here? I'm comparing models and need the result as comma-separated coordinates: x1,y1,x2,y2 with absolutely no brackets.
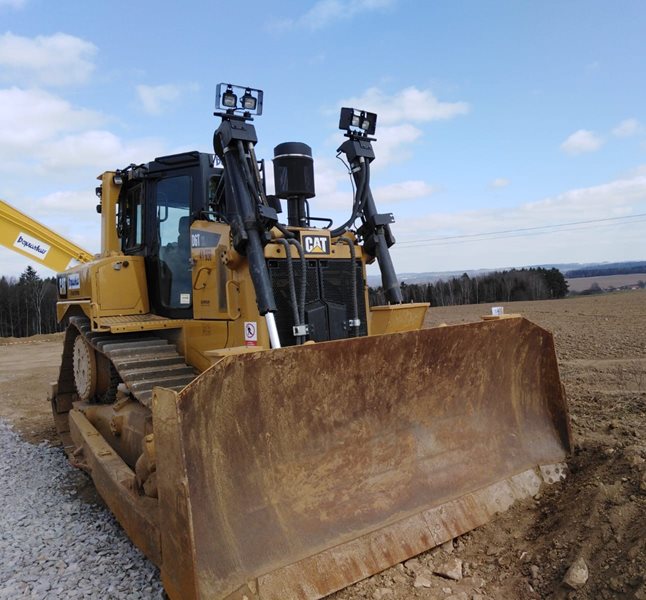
372,587,393,599
441,540,454,554
563,557,589,589
434,558,463,581
413,574,434,588
445,593,468,600
442,587,453,594
404,558,420,572
462,576,485,590
530,564,540,579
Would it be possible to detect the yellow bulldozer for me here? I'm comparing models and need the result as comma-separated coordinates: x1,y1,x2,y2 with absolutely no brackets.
0,84,571,600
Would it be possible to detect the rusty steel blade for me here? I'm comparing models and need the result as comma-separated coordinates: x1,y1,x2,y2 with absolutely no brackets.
153,317,571,600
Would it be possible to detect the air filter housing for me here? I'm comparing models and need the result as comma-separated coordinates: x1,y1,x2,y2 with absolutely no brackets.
273,142,315,199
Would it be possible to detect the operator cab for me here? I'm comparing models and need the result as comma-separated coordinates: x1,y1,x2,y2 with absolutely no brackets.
117,151,223,319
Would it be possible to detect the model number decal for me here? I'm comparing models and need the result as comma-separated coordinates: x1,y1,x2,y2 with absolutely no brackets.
191,231,221,248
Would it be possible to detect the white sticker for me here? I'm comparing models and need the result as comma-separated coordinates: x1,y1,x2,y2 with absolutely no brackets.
244,321,258,346
180,293,191,305
13,232,50,260
68,273,81,290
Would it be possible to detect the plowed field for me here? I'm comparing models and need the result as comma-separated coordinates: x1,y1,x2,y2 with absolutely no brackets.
1,291,644,599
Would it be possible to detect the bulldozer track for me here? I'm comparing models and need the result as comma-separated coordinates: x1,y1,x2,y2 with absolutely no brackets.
68,317,196,408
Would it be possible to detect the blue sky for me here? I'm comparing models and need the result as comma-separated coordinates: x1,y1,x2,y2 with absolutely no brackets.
1,0,645,278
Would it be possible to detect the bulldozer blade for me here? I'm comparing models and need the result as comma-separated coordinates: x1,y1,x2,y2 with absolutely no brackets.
153,316,570,600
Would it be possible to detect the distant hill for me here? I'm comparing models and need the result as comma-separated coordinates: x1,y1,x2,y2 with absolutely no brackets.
367,260,646,287
564,260,646,278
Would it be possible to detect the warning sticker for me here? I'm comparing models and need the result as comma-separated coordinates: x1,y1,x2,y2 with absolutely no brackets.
244,321,258,346
180,293,191,305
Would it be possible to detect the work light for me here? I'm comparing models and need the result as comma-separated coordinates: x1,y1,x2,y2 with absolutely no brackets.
241,89,257,111
215,83,264,116
222,88,237,108
339,107,377,135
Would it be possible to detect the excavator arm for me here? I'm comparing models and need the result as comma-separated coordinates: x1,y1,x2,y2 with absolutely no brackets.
0,199,93,272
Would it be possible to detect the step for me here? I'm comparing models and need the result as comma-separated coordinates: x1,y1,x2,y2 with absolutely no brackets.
99,339,168,352
111,355,183,371
120,365,195,382
129,374,196,393
106,345,176,359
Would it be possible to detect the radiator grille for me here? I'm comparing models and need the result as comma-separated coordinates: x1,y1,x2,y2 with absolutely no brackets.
267,258,367,346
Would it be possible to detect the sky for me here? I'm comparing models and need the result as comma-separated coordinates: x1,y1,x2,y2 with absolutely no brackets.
1,0,645,279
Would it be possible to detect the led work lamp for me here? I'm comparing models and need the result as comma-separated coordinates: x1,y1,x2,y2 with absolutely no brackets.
215,83,264,116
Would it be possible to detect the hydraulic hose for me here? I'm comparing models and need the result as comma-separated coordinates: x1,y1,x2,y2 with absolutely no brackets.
237,141,261,204
330,157,367,237
276,238,303,344
287,238,306,327
220,147,277,316
335,236,359,336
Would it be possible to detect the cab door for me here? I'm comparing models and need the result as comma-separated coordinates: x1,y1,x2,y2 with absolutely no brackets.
146,173,193,319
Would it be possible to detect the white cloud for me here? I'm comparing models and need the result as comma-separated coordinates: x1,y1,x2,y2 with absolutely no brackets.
392,174,646,271
373,180,436,203
271,0,396,30
612,118,642,138
491,178,510,188
560,129,604,155
39,189,95,213
136,83,197,116
0,87,166,175
339,86,469,126
39,130,165,171
371,123,424,166
0,87,104,157
0,32,97,86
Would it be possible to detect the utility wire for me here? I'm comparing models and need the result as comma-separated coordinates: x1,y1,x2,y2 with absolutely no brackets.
395,212,646,248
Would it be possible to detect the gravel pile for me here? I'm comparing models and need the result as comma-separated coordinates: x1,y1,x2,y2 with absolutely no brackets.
0,420,165,599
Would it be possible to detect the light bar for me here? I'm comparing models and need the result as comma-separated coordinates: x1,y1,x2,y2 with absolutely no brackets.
215,83,264,116
339,107,377,135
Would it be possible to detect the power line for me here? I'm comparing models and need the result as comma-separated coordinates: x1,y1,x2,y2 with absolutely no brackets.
395,212,646,248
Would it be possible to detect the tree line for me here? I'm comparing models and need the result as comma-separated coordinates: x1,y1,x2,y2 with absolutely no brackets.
565,261,646,278
0,265,569,339
0,266,61,338
369,267,569,306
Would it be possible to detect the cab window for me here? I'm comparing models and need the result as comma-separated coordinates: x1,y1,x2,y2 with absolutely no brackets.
121,184,144,251
156,176,192,308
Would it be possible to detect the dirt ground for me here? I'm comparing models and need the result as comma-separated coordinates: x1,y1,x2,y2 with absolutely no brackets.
1,291,644,599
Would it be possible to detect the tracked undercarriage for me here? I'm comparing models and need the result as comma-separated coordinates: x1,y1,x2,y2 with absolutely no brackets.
53,317,195,494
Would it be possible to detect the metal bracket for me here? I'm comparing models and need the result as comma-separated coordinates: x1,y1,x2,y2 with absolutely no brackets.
293,324,310,337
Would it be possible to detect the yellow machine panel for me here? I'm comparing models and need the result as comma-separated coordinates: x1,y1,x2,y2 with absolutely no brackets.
190,221,239,321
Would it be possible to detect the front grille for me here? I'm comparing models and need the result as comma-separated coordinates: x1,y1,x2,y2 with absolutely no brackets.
267,258,367,346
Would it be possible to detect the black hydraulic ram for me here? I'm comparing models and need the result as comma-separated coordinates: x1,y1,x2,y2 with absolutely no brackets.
336,108,403,305
213,85,282,347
